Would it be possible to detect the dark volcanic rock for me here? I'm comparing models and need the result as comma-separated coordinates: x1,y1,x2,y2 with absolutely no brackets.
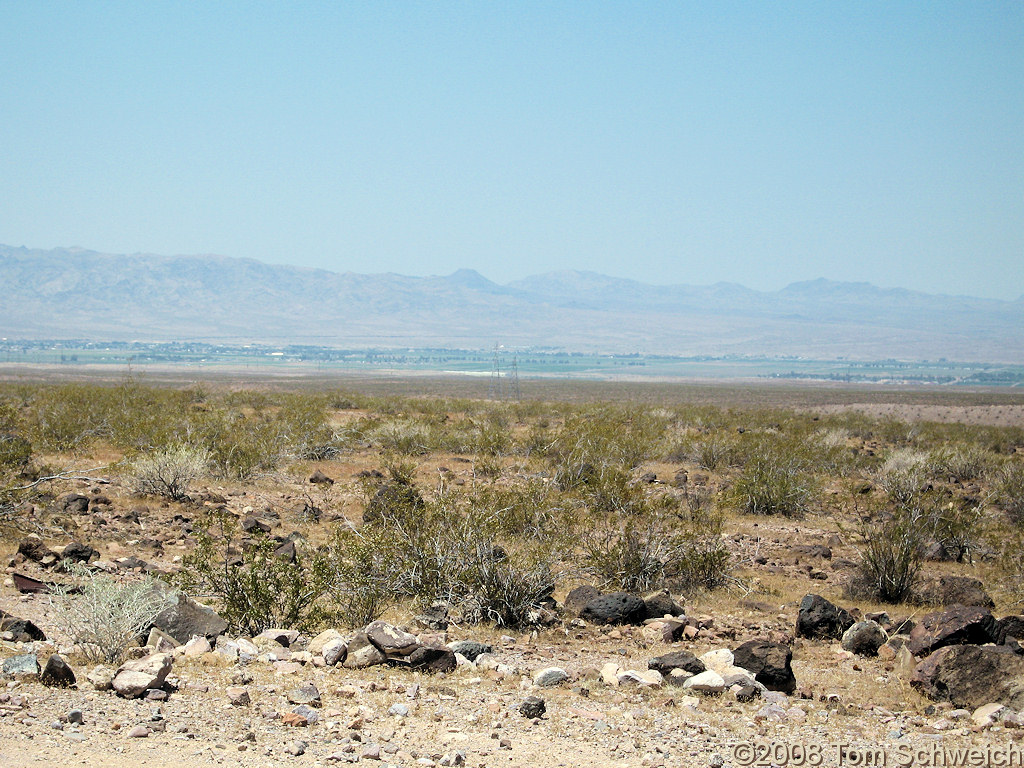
564,585,602,616
408,646,457,673
916,575,994,608
579,592,647,625
733,639,796,693
911,644,1024,710
795,594,854,640
0,609,46,642
149,582,228,644
309,470,334,485
61,541,98,564
519,696,546,718
648,650,706,676
448,640,492,662
642,591,684,619
17,536,55,563
996,616,1024,645
61,494,90,513
40,654,77,688
907,604,997,656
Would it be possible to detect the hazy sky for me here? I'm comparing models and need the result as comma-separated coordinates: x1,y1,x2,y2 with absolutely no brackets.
2,2,1021,299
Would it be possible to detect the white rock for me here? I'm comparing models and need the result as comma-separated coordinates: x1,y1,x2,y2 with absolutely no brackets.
112,653,172,699
183,636,211,656
601,662,621,687
308,629,346,656
682,670,725,693
698,649,734,675
972,703,1008,727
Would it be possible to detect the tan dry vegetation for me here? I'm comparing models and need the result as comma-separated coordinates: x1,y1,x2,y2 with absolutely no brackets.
2,374,1024,766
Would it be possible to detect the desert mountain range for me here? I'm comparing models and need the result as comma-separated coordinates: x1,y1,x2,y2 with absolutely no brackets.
1,244,1022,362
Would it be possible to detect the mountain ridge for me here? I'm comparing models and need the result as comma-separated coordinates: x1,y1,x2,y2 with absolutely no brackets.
1,244,1021,363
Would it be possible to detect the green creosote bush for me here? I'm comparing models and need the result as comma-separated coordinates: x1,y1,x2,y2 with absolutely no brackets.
846,508,923,604
349,476,563,627
925,444,993,483
322,523,403,628
129,443,210,501
50,568,175,664
731,454,813,517
995,461,1024,523
177,511,329,635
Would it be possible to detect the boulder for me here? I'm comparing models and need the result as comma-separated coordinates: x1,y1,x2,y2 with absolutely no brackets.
733,639,796,693
321,638,348,667
642,591,684,619
648,650,705,676
699,649,735,674
17,535,54,563
149,582,228,644
996,616,1024,645
287,681,322,707
447,640,492,662
308,628,345,656
0,609,46,642
916,575,994,608
519,696,546,718
343,632,386,668
86,665,115,690
61,494,90,513
911,645,1024,710
408,646,457,673
365,621,419,658
906,605,997,656
309,469,334,485
40,655,76,688
533,667,568,687
61,541,98,564
112,653,172,699
795,594,854,640
579,592,647,625
841,621,889,657
563,585,602,616
2,653,40,679
259,628,301,647
682,670,726,693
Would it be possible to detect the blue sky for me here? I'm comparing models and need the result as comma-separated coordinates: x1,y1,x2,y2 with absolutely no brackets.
1,2,1021,299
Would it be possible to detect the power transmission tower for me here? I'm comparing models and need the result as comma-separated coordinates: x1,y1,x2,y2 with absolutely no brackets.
509,353,521,401
487,343,504,400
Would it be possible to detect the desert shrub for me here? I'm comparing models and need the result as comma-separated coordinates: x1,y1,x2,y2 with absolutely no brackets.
277,394,341,460
687,433,737,471
322,524,402,627
188,409,281,479
545,407,662,487
877,449,928,509
665,535,731,592
925,444,992,482
847,510,923,603
29,384,111,451
50,569,174,663
130,443,210,501
921,499,985,563
351,489,563,627
995,461,1024,523
579,482,728,593
731,454,812,516
178,512,328,634
367,418,434,455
